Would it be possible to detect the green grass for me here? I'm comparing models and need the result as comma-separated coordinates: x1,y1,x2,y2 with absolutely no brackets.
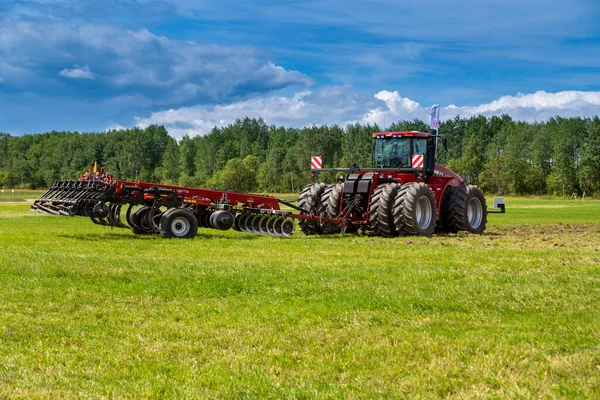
0,190,46,203
1,198,600,398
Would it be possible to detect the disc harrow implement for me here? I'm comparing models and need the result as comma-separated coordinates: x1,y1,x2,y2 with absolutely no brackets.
31,172,344,239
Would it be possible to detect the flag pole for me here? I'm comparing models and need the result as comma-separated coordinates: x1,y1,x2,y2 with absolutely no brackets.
429,104,440,159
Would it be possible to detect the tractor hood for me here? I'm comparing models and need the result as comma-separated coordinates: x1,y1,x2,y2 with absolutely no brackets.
433,164,463,184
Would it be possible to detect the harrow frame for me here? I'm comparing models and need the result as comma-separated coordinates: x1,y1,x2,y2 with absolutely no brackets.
31,175,346,238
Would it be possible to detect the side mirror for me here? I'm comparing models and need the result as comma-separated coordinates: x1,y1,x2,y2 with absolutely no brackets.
441,137,448,152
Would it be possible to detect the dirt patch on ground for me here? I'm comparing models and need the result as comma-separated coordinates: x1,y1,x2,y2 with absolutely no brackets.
458,223,600,251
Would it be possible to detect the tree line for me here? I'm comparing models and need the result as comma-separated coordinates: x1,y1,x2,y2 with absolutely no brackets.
1,115,599,197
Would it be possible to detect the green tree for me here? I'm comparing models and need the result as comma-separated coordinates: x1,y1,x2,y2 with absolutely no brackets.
209,155,260,192
160,137,180,183
579,117,600,196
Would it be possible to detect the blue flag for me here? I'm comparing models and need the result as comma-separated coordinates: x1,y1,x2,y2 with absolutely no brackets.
429,104,440,131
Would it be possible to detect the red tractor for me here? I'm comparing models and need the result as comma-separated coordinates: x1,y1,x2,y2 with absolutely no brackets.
298,131,487,237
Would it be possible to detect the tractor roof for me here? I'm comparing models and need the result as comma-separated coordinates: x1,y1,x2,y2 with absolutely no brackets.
372,131,431,138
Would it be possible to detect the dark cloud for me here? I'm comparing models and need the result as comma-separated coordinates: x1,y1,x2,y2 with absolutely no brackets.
0,18,312,132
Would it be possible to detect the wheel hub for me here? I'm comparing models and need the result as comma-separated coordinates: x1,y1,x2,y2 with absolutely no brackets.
171,216,191,236
416,195,432,229
467,198,483,229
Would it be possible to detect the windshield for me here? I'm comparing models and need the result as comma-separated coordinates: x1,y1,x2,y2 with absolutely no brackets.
374,137,427,168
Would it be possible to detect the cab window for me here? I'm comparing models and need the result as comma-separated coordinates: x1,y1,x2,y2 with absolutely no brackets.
413,138,427,157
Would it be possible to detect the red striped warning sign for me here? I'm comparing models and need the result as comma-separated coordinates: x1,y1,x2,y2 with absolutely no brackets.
412,154,424,168
311,156,323,169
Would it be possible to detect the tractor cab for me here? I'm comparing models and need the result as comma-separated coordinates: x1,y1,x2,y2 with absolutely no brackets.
372,131,434,172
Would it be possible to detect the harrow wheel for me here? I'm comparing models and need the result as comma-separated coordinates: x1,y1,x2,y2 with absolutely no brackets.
393,182,436,237
159,208,198,239
298,183,326,235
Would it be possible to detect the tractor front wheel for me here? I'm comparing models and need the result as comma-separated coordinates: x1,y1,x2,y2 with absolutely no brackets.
159,208,198,239
394,182,436,237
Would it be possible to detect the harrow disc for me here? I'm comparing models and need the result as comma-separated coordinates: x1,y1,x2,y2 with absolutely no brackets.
259,215,271,234
130,206,156,234
84,203,95,218
93,203,110,219
280,218,295,237
251,214,262,234
266,216,278,235
244,214,257,232
238,214,250,232
233,213,245,231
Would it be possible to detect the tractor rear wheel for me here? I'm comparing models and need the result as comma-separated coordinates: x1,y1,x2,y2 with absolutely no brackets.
394,182,436,237
439,184,468,233
368,183,400,237
465,185,487,233
159,208,198,239
298,183,326,235
319,183,343,234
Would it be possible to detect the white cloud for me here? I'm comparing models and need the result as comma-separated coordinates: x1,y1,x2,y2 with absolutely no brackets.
136,85,384,137
58,64,96,80
106,124,127,131
137,88,600,138
450,91,600,113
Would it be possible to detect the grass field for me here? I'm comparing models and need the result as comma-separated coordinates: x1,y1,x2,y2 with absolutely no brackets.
1,198,599,398
0,190,46,203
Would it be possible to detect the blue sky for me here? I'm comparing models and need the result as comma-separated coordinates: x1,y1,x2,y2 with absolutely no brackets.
1,0,599,137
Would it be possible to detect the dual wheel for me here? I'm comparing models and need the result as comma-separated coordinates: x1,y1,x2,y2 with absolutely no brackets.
369,182,437,237
298,181,487,237
128,206,198,239
369,182,487,237
438,184,487,234
297,183,355,235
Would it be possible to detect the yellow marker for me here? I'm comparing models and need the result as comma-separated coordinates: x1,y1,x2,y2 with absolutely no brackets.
93,161,98,173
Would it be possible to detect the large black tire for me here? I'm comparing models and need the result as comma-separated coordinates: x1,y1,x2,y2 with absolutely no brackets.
368,183,401,237
465,185,487,233
298,183,326,235
319,183,343,234
393,182,436,237
159,208,199,239
439,185,468,233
